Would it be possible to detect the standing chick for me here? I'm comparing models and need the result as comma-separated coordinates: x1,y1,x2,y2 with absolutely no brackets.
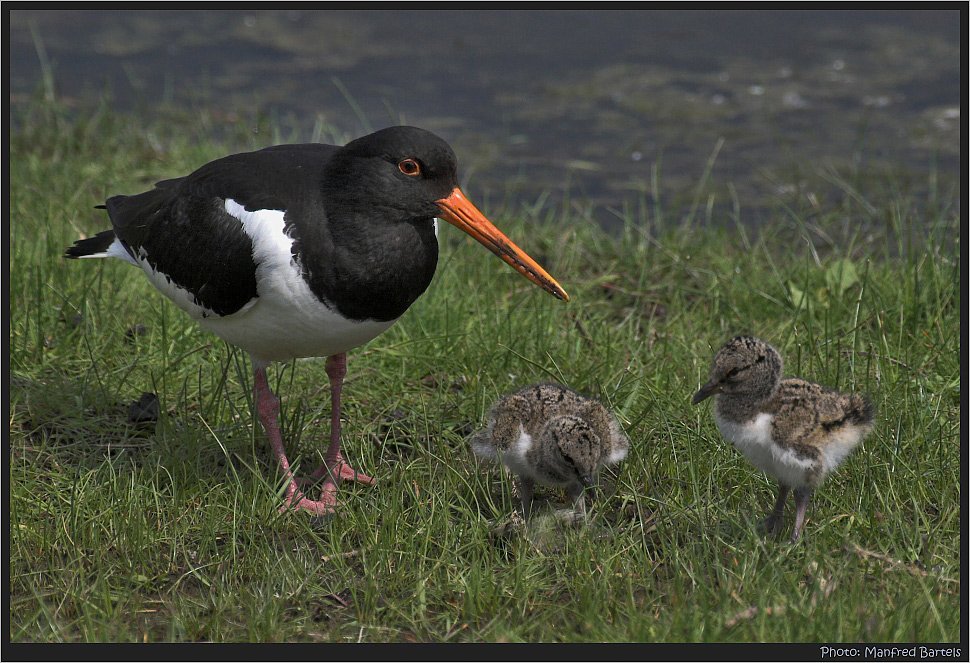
469,383,629,521
692,335,874,542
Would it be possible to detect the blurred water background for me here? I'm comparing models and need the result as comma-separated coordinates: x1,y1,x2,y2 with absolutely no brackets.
8,9,961,231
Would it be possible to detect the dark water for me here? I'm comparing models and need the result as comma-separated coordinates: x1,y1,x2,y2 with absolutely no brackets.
8,9,962,230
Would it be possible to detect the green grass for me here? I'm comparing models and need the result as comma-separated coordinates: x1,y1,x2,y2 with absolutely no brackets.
8,99,960,643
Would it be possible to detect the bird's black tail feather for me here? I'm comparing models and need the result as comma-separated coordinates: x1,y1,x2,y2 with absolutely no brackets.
63,229,116,259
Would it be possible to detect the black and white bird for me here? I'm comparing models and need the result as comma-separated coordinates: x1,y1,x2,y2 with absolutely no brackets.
469,383,629,521
692,335,874,542
65,126,568,516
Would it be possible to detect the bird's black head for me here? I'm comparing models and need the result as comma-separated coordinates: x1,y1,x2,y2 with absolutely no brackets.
324,126,459,222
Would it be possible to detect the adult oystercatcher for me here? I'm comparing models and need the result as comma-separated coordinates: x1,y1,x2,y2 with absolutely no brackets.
65,126,569,516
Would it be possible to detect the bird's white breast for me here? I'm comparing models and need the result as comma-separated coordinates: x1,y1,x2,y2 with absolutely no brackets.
713,410,816,488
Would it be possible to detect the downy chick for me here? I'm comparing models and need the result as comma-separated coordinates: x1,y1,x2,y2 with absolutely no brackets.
470,383,629,520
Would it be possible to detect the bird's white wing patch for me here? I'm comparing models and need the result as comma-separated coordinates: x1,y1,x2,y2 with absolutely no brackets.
224,199,295,283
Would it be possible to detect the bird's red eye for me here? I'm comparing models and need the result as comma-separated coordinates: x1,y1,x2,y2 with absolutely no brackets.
398,159,421,176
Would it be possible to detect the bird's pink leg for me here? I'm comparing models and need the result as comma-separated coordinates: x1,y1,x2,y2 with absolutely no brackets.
253,365,336,516
306,354,376,497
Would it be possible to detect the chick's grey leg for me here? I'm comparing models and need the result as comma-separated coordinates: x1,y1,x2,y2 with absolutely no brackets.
759,483,790,537
789,487,813,542
567,482,589,521
517,476,535,521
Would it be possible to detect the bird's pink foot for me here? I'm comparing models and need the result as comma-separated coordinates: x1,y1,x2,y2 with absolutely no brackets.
328,459,376,486
281,459,376,516
309,457,377,486
278,489,338,516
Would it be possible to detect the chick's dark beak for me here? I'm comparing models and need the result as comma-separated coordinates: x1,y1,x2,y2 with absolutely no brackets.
691,381,721,405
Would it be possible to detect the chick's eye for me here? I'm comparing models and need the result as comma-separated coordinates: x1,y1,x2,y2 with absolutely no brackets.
398,158,421,176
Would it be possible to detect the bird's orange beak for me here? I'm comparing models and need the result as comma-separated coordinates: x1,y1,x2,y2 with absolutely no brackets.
435,187,569,302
